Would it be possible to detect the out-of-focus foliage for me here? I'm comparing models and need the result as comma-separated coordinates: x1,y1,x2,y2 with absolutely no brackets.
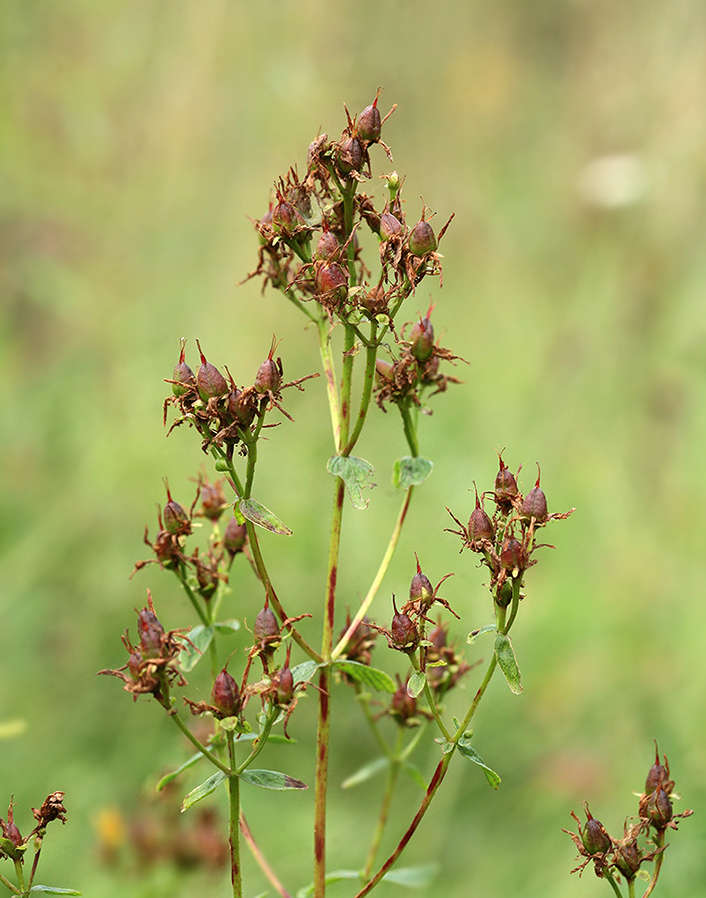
2,1,706,896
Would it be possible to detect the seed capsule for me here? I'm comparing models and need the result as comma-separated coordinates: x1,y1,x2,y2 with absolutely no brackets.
138,606,164,659
358,92,382,142
272,666,295,704
314,229,341,262
409,306,435,362
409,219,437,257
390,598,419,652
271,199,304,236
315,262,348,307
163,483,191,536
211,668,240,717
645,788,673,828
255,339,282,393
409,556,434,607
195,340,228,399
254,606,279,643
172,339,195,397
495,455,519,513
468,487,494,542
390,678,417,724
337,137,363,175
380,210,403,241
500,537,525,574
223,517,248,555
580,807,611,855
520,466,548,523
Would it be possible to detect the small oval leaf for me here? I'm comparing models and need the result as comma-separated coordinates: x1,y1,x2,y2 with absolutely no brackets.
181,770,227,812
467,624,497,645
494,632,523,694
407,670,426,698
334,660,396,693
179,625,214,672
213,619,240,635
327,455,376,509
239,769,307,791
239,497,292,535
29,888,82,895
382,863,438,887
392,456,433,489
457,742,501,789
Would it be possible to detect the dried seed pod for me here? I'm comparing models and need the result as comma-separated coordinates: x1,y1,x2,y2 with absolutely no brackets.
137,606,164,659
195,340,228,399
314,229,341,262
409,219,437,257
409,305,435,362
272,666,295,704
390,598,419,652
223,517,248,556
271,199,304,236
580,807,611,855
645,788,673,828
494,455,519,512
468,486,494,542
380,210,403,241
337,136,363,175
520,466,548,523
358,92,382,142
172,339,195,397
390,678,417,724
163,483,191,536
409,555,433,607
254,606,279,643
500,537,525,574
315,262,348,307
255,339,282,394
211,667,240,717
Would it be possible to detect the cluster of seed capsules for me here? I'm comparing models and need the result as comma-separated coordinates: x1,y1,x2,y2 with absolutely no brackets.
565,745,692,882
447,454,574,607
248,90,462,411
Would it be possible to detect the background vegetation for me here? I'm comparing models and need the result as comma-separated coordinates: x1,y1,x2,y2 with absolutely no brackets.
2,1,706,896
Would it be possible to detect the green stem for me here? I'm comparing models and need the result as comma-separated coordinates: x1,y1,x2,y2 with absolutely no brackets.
331,486,414,661
174,563,210,627
0,871,20,895
363,729,404,879
227,731,243,898
236,708,278,774
354,752,453,898
343,322,378,456
169,711,232,776
411,651,451,741
641,830,665,898
627,878,636,898
604,870,625,898
398,401,420,458
316,315,341,446
12,862,24,896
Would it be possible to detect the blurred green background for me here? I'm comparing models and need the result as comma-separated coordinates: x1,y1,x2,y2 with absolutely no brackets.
2,1,706,896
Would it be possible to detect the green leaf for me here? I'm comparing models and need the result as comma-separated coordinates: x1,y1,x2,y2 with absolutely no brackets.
157,751,205,791
406,670,426,698
239,497,292,535
214,619,240,635
239,769,307,791
235,732,293,745
179,625,214,672
334,660,396,693
392,456,433,489
327,455,376,509
494,632,523,694
342,756,390,789
0,836,27,859
30,888,81,895
296,870,361,898
382,863,438,887
456,742,501,789
466,624,497,645
181,770,227,812
290,660,323,684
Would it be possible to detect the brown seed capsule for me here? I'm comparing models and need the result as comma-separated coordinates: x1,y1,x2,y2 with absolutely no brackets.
127,651,143,681
314,229,341,262
390,598,419,652
200,480,227,521
254,606,279,643
409,555,434,607
211,668,240,717
315,262,348,307
409,305,435,362
223,517,248,555
337,137,363,175
468,486,494,542
409,219,437,257
390,677,417,724
375,359,394,382
358,93,382,142
645,788,673,828
580,807,611,855
227,389,256,428
195,340,228,399
255,339,282,394
272,666,295,704
380,211,403,241
495,455,519,512
271,199,304,236
163,483,191,536
614,839,641,878
172,339,195,397
500,537,525,574
520,466,548,523
645,743,669,793
138,607,164,659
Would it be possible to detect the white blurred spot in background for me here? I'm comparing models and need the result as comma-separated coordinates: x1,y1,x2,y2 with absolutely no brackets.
576,153,650,208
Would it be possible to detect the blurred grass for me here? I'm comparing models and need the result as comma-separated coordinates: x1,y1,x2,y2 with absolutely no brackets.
2,1,706,896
